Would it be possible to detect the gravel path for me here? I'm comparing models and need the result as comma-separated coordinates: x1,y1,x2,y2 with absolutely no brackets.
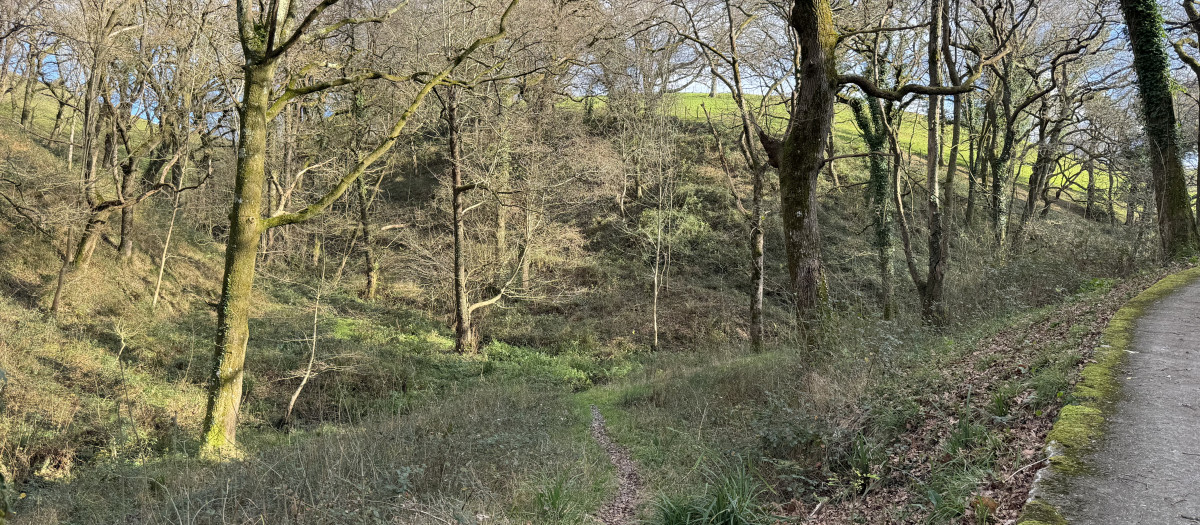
1052,279,1200,524
590,405,643,525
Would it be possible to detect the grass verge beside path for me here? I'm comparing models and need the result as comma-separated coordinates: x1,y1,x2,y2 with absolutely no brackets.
581,268,1180,524
1017,264,1200,525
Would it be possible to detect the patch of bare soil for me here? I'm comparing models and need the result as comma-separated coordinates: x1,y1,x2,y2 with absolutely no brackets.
591,405,644,525
777,269,1173,524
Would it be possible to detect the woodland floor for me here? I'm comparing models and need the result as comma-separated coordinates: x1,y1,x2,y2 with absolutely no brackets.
765,270,1176,524
1048,277,1200,524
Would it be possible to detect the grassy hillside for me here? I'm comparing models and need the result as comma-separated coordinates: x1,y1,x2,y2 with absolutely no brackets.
0,86,1159,525
664,92,1119,207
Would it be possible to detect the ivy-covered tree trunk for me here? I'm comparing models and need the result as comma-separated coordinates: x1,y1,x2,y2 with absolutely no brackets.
990,63,1017,246
777,0,836,324
1119,0,1200,258
848,98,894,319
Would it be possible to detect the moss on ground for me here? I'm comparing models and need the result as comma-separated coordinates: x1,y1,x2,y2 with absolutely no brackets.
1018,499,1068,525
1018,265,1200,522
1045,405,1104,474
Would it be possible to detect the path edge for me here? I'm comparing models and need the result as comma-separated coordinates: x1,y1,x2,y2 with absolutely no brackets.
1017,265,1200,525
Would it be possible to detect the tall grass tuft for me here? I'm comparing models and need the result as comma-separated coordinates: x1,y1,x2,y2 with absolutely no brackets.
645,462,769,525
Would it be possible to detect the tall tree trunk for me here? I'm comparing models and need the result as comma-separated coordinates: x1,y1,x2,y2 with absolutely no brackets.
1085,158,1096,219
990,70,1016,246
922,0,948,324
969,95,996,226
1127,177,1138,226
750,171,765,348
944,94,962,225
775,0,836,325
201,61,275,457
719,1,768,348
825,130,839,186
1013,101,1058,251
848,98,894,319
1119,0,1200,258
521,196,534,291
356,176,379,300
942,0,964,228
1108,169,1117,226
448,88,476,354
495,198,507,269
20,50,42,129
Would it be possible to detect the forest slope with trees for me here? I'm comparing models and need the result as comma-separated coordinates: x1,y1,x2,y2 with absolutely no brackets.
1,0,1198,522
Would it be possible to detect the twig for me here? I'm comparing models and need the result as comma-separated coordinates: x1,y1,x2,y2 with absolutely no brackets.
808,499,825,519
284,259,324,426
1004,457,1050,482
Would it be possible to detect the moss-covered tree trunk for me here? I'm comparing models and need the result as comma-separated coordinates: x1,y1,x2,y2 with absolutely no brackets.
201,61,275,457
778,0,836,324
1119,0,1200,258
990,63,1017,246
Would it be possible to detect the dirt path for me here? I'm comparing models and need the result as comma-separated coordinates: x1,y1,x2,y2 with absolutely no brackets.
1050,278,1200,523
590,405,643,525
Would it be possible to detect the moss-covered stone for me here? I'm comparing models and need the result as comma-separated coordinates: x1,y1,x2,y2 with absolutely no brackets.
1046,405,1104,474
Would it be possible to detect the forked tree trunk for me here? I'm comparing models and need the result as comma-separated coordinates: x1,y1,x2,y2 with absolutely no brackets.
73,210,111,269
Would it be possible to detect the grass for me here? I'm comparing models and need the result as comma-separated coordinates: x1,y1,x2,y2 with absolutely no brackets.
0,85,1163,525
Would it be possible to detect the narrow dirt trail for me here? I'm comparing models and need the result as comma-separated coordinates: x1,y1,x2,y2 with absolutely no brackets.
1052,279,1200,523
590,405,644,525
